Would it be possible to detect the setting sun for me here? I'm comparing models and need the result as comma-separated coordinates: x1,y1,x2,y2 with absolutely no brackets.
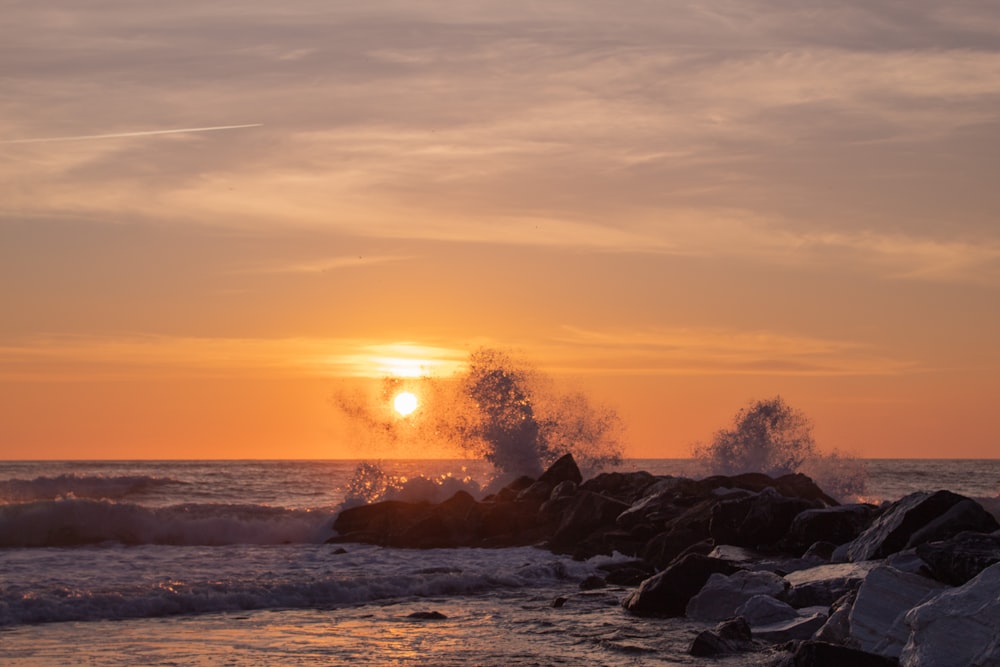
393,391,419,416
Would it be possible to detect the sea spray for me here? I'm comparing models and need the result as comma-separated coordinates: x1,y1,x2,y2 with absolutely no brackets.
336,347,624,502
692,396,868,501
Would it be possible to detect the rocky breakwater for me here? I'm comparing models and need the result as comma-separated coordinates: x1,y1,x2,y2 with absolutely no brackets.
328,455,1000,666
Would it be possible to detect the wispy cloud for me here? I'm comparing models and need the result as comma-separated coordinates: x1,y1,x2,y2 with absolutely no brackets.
0,335,469,382
230,254,412,275
541,326,918,377
0,124,263,144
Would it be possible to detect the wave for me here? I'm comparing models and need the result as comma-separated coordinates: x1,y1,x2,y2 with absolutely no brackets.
0,498,335,547
0,473,182,503
0,545,590,626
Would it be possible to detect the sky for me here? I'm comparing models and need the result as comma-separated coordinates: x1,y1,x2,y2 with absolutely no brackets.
2,0,999,459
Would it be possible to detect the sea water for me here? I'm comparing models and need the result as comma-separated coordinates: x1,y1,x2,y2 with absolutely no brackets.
1,459,998,666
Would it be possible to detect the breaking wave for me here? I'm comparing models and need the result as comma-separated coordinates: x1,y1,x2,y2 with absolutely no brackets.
0,498,334,548
0,545,591,626
0,474,182,503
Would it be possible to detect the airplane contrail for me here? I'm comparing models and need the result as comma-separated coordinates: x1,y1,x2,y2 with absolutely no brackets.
0,123,263,145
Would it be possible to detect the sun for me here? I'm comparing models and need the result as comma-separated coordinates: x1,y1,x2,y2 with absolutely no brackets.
393,391,419,416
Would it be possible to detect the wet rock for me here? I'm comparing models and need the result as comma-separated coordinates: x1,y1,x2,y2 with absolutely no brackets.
904,498,999,549
686,570,788,622
516,480,553,505
579,575,606,590
622,554,740,617
916,530,1000,585
784,504,879,553
752,607,828,642
407,611,447,620
735,594,800,627
812,590,856,645
551,596,568,608
597,559,655,586
900,561,1000,667
580,470,657,504
549,480,578,500
549,491,630,553
782,561,880,608
538,453,583,487
801,541,837,562
710,487,818,549
615,478,687,528
689,617,755,657
771,640,900,667
845,490,980,562
848,566,948,659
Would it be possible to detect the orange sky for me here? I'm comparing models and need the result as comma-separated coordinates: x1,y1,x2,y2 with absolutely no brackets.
2,2,999,459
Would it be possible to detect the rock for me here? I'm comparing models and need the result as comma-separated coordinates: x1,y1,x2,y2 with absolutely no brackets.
549,491,630,554
752,607,828,642
802,541,838,562
904,499,999,549
846,490,976,562
615,478,687,528
689,617,755,657
622,554,740,617
686,570,788,622
784,504,879,553
710,487,817,549
538,453,583,487
551,596,568,608
812,590,856,645
407,611,447,620
900,561,1000,667
549,480,578,499
735,594,801,626
579,575,606,590
516,480,553,505
641,500,718,568
916,530,1000,586
580,470,657,504
848,566,948,659
598,560,655,586
772,640,900,667
782,560,880,609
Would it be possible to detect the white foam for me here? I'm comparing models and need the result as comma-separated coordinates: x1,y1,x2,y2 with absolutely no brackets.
0,544,595,626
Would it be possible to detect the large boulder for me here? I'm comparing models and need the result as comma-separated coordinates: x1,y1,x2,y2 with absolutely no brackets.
845,490,989,562
580,470,657,504
783,504,879,553
710,487,817,549
538,453,583,487
686,570,788,622
549,491,630,554
782,561,880,608
772,640,900,667
622,554,740,617
751,607,828,642
916,530,1000,586
689,617,755,657
848,566,948,659
900,561,1000,667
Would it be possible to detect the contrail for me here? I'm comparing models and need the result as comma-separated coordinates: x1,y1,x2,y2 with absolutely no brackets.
0,123,263,145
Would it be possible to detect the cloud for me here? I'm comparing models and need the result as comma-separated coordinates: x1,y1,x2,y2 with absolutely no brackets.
0,335,469,382
0,124,263,145
543,326,918,377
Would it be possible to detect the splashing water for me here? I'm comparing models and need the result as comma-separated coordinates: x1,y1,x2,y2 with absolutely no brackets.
691,396,868,501
335,348,624,503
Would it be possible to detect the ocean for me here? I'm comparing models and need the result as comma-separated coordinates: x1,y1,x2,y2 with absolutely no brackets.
1,459,998,666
